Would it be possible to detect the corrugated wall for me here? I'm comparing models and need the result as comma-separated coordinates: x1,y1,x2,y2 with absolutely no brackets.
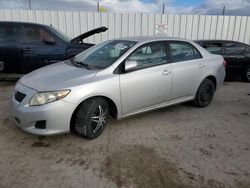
0,9,250,44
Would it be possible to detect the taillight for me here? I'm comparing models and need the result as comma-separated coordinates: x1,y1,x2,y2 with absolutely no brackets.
223,60,227,67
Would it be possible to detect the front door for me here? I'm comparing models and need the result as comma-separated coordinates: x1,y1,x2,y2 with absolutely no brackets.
119,41,172,114
0,23,21,73
20,25,65,73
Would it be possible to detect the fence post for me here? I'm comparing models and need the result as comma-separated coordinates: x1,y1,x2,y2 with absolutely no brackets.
97,2,100,12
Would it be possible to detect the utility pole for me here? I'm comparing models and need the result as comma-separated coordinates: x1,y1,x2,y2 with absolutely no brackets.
97,2,100,12
28,0,31,10
162,4,165,14
222,6,225,15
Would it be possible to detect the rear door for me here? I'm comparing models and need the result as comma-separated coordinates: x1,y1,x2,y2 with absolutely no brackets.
0,23,21,73
223,42,246,74
20,25,65,72
168,41,204,99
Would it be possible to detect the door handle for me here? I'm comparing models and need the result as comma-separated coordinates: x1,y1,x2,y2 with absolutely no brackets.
162,70,171,75
24,47,31,51
198,63,205,68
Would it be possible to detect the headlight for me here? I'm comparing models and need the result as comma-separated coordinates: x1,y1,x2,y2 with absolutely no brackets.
29,90,70,106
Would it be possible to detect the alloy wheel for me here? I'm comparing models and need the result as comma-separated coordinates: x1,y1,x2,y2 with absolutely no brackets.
91,105,107,134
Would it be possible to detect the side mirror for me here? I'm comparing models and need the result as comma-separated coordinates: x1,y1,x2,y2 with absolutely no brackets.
125,60,138,72
43,38,56,45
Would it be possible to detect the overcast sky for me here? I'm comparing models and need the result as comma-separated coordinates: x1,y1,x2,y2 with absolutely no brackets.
0,0,250,15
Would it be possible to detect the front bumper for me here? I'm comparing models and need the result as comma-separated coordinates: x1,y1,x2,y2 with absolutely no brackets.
10,82,77,136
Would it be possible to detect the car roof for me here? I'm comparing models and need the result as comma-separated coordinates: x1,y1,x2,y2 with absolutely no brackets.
195,39,249,46
0,21,51,29
114,36,192,43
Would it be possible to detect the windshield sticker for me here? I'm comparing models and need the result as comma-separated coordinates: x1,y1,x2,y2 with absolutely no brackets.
114,43,128,50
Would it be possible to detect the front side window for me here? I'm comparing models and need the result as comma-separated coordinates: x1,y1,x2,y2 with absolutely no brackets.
50,26,71,42
22,26,55,44
202,42,222,54
225,43,245,54
126,42,167,70
40,29,56,44
75,40,136,69
170,42,202,63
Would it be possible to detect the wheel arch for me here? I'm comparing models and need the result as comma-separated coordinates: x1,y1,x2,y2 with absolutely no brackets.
70,95,118,132
194,74,217,98
205,75,217,90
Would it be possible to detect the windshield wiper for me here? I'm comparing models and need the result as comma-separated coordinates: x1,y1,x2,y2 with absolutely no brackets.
70,57,90,70
77,62,91,70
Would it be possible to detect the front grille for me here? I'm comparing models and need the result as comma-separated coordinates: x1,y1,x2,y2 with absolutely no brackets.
15,91,26,102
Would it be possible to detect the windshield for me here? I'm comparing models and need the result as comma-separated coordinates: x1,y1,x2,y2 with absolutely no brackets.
74,40,137,69
49,26,71,42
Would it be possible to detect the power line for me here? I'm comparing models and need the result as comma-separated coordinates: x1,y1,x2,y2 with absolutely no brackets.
222,6,225,15
28,0,31,10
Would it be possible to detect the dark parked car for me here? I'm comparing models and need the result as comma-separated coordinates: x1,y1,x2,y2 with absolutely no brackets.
196,40,250,82
0,21,107,74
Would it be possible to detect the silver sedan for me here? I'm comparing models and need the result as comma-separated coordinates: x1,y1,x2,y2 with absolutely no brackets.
10,36,226,139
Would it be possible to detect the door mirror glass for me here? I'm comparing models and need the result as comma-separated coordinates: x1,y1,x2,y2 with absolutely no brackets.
125,60,138,72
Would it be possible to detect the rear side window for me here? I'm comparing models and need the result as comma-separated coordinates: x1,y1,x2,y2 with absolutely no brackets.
225,43,245,54
169,42,202,63
21,26,55,44
201,42,222,54
0,24,18,41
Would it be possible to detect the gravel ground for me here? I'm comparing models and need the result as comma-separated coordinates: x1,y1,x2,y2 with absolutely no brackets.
0,81,249,188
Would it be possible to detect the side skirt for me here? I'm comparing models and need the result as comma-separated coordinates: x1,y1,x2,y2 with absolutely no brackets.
117,96,195,120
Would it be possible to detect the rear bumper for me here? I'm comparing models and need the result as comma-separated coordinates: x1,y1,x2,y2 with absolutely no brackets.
216,66,226,90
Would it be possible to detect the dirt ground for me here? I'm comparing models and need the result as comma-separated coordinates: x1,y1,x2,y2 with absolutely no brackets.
0,81,249,188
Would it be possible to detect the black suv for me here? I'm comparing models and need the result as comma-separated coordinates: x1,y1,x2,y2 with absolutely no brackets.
196,40,250,82
0,21,107,74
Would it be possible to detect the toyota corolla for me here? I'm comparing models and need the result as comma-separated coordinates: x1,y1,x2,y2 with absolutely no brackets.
10,37,226,139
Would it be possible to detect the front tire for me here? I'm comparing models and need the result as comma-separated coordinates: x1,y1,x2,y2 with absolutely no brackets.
74,98,109,139
193,78,215,107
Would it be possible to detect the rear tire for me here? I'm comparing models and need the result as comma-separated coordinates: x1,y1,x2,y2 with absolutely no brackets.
242,65,250,82
193,78,215,107
74,98,109,139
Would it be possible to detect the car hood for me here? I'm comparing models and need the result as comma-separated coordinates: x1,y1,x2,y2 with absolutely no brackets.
70,27,108,44
19,61,97,91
